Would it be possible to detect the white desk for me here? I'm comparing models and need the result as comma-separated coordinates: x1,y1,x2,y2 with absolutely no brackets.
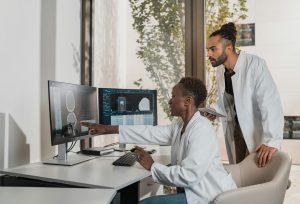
0,154,170,190
0,146,171,203
0,187,116,204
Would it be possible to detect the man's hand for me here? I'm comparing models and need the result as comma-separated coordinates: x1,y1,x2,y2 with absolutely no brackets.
203,112,217,121
133,146,154,171
255,144,278,168
200,108,217,121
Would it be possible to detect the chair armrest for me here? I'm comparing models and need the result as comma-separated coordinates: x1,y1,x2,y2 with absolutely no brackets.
212,182,284,204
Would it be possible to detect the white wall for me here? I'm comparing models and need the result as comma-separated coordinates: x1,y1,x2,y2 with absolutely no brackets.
0,0,41,167
56,0,81,83
0,0,81,168
238,0,300,116
0,113,5,169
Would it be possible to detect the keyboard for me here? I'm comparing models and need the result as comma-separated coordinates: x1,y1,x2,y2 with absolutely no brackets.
112,152,138,166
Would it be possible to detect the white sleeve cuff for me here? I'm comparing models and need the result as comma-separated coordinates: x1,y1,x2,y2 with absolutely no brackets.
150,162,158,182
264,139,282,150
150,162,168,184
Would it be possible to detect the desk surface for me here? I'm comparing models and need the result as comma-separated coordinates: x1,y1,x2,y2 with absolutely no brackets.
0,187,116,204
0,146,171,190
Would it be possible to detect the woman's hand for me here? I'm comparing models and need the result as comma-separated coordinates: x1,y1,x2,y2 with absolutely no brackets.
80,122,118,135
133,146,154,171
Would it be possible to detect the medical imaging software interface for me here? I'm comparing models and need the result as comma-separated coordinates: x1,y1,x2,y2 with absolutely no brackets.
48,81,98,145
99,88,157,126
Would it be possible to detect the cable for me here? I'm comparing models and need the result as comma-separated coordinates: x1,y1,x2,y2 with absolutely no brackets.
67,141,77,153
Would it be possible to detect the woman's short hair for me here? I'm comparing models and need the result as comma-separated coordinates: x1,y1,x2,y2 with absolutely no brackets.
178,77,207,107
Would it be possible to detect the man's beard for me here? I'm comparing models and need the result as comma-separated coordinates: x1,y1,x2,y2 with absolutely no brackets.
209,52,227,67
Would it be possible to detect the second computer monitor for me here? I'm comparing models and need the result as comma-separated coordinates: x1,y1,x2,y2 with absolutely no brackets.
98,88,157,126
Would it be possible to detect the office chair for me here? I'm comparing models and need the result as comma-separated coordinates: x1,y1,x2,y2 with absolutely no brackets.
212,151,292,204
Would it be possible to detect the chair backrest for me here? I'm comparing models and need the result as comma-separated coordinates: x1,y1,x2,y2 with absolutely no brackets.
225,152,291,187
217,151,292,204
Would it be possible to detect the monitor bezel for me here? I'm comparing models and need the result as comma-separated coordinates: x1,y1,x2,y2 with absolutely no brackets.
98,87,158,126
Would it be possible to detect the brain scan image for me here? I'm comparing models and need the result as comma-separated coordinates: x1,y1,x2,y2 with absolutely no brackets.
67,112,77,127
139,98,150,111
66,91,75,112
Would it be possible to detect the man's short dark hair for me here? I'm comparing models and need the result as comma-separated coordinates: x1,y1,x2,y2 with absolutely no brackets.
210,22,237,46
178,77,207,107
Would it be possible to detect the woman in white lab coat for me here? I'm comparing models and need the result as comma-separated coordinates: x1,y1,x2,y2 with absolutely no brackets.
206,22,284,166
82,77,237,204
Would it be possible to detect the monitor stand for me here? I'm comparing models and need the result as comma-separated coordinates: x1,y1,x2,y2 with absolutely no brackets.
43,143,96,166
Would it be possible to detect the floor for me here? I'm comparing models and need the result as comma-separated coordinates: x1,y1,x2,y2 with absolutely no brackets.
284,165,300,204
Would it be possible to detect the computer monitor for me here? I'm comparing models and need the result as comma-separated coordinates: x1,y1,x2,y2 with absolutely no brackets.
45,80,98,165
98,88,157,150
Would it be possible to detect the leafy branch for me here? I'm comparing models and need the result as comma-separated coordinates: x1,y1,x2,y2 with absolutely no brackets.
129,0,185,119
129,0,248,119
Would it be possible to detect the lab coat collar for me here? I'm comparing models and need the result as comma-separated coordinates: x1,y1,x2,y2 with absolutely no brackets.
184,111,201,132
232,50,245,75
218,50,245,75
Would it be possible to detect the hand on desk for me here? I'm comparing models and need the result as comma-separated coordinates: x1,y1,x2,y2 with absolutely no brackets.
133,146,154,171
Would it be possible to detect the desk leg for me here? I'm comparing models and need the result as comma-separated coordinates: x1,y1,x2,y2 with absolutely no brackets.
111,181,139,204
0,175,3,186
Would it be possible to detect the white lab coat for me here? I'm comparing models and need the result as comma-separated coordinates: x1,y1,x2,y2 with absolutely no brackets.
119,112,236,204
215,51,284,164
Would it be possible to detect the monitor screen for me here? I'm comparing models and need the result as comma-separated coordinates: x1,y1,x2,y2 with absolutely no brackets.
98,88,157,126
48,81,98,145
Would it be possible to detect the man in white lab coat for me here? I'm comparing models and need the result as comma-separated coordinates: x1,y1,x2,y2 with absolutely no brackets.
206,22,284,167
82,77,236,204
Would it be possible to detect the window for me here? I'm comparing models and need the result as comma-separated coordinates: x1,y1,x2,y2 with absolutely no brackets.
92,0,186,125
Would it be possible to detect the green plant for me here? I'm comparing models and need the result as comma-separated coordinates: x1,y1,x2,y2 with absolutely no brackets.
129,0,248,119
129,0,185,119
